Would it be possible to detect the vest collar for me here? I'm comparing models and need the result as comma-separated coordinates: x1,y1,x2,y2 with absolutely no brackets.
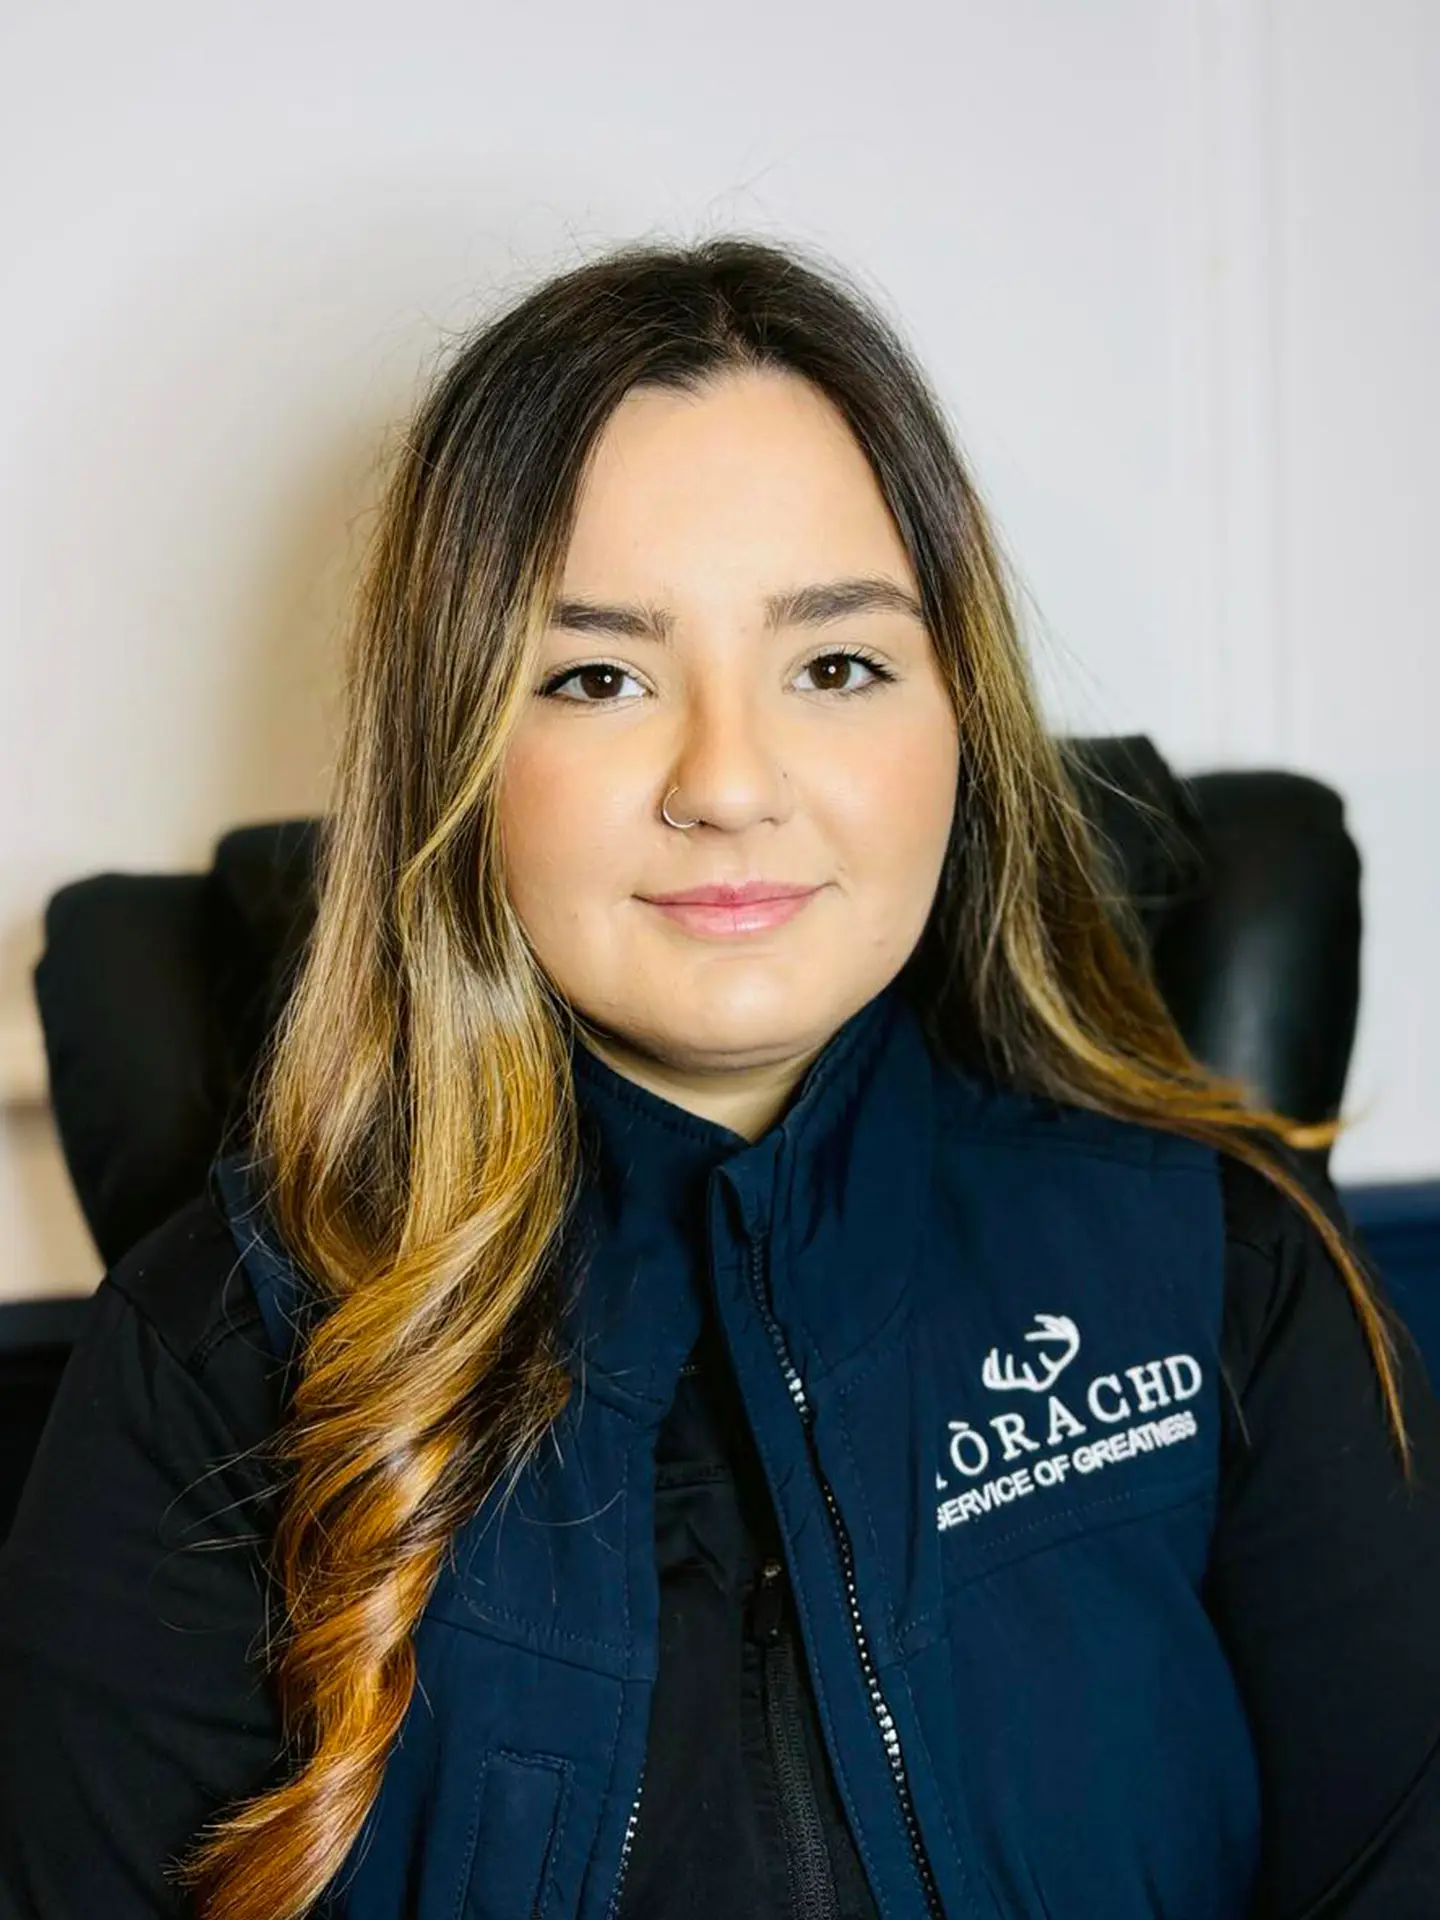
558,974,940,1413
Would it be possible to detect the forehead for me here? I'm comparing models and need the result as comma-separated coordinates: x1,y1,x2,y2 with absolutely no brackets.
561,369,913,592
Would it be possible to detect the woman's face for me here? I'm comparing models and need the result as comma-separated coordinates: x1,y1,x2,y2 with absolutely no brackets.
498,367,960,1137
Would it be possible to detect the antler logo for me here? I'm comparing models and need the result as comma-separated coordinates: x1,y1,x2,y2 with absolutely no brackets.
981,1313,1081,1394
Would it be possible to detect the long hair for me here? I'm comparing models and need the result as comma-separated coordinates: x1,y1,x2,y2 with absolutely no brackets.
174,234,1413,1919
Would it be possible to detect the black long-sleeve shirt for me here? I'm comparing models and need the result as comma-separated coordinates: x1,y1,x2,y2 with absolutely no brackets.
2,1154,1440,1917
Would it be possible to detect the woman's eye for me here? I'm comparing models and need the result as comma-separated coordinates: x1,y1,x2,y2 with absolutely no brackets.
539,662,645,704
538,649,896,705
798,650,895,695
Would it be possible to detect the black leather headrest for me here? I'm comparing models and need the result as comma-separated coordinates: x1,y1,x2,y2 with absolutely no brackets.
34,821,320,1267
1150,771,1361,1132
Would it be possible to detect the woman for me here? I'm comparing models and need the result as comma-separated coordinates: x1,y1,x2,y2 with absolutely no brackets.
2,235,1439,1920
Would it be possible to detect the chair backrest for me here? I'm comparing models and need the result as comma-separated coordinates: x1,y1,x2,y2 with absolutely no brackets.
31,735,1363,1270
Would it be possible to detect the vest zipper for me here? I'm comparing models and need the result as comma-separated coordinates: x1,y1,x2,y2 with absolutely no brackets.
750,1555,842,1919
604,1764,645,1920
744,1235,946,1920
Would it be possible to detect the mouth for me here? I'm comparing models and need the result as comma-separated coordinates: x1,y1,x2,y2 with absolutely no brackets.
640,885,824,939
641,881,821,907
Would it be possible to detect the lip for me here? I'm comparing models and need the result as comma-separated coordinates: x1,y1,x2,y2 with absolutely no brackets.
642,881,819,906
641,884,823,939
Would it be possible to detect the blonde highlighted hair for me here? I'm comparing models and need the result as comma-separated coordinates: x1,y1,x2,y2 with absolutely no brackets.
174,234,1413,1919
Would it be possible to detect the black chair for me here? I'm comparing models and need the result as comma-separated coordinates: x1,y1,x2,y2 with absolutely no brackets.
3,735,1366,1537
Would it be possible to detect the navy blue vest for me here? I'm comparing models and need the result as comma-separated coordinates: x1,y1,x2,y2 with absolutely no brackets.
212,976,1261,1918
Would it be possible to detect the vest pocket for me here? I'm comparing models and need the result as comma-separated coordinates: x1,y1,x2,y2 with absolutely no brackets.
461,1747,571,1920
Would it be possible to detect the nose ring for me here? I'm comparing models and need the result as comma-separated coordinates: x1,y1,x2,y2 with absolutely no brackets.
661,786,699,830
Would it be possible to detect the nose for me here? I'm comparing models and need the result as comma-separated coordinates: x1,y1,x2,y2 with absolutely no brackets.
661,683,792,832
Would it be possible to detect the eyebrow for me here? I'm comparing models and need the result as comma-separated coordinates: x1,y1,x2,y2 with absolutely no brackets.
546,575,925,643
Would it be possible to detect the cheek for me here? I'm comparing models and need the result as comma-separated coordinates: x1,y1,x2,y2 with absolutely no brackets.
832,715,958,876
497,733,628,919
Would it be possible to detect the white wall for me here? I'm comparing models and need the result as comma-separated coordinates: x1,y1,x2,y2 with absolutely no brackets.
3,0,1436,1300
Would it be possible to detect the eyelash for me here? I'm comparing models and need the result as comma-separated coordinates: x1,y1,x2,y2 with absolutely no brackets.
537,647,899,705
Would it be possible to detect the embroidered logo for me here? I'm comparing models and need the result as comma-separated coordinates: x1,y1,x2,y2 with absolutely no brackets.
936,1313,1203,1533
980,1312,1080,1393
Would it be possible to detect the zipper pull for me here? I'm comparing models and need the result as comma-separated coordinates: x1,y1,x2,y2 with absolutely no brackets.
748,1556,786,1645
